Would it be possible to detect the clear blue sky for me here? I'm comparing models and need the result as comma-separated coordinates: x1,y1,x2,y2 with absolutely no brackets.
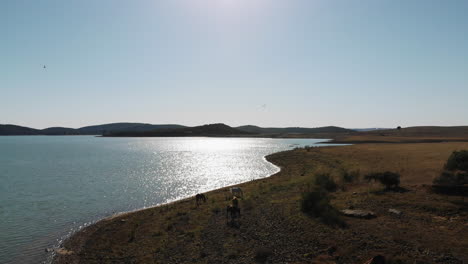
2,0,467,129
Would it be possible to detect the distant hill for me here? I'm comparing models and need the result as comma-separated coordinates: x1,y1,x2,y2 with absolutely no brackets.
352,128,391,132
0,125,40,135
0,123,186,136
105,123,253,137
236,125,353,135
329,126,468,144
3,123,467,139
77,123,186,135
361,126,468,137
41,127,80,135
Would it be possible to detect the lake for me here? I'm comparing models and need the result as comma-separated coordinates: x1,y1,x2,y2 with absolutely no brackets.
0,136,338,263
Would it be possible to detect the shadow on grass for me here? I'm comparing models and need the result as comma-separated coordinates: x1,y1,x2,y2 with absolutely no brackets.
431,185,468,196
450,200,468,212
227,220,241,229
316,209,348,228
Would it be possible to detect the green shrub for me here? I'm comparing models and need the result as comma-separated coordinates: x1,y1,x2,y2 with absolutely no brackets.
300,187,346,227
433,150,468,189
300,187,330,216
304,145,313,152
314,173,338,192
365,171,400,189
342,170,360,183
380,171,400,188
433,170,468,186
444,150,468,171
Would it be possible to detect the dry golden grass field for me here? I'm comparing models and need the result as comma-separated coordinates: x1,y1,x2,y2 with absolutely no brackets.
55,142,468,264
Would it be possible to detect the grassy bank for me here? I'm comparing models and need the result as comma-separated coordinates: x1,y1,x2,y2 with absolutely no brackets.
55,142,468,264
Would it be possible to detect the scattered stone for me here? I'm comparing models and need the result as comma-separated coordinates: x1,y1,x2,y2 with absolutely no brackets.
363,255,386,264
341,209,376,219
388,208,402,215
45,248,53,253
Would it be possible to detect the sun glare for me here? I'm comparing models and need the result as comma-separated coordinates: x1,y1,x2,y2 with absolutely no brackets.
183,0,269,19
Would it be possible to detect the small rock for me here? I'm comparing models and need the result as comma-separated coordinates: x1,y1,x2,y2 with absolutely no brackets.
352,192,358,195
341,209,376,219
388,208,402,215
45,248,53,253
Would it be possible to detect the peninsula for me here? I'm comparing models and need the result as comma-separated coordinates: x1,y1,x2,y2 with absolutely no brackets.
54,130,468,264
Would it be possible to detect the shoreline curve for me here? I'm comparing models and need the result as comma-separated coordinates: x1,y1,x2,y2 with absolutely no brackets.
51,150,287,263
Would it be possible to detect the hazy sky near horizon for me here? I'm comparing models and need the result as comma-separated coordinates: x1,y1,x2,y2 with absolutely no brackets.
2,0,467,129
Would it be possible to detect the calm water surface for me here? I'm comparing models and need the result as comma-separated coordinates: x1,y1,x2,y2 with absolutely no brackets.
0,136,338,263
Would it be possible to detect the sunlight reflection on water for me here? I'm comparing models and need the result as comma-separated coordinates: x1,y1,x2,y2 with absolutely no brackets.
0,136,340,264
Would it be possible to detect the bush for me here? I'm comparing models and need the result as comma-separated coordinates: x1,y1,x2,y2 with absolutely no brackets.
444,150,468,171
304,145,313,152
380,172,400,188
300,187,346,227
433,170,468,186
342,170,360,183
365,171,400,189
314,173,338,192
300,187,330,216
433,150,468,192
